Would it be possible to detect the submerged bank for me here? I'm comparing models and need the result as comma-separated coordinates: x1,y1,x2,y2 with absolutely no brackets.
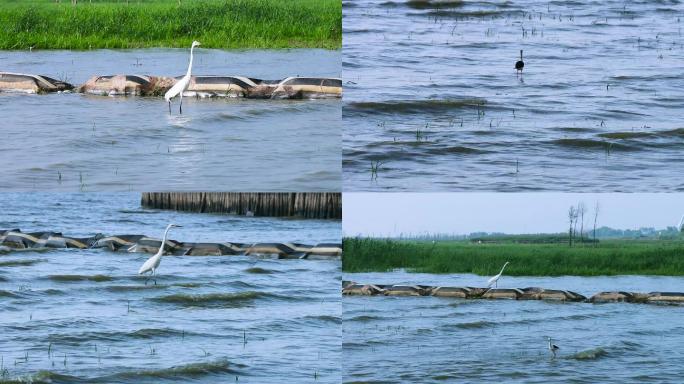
342,0,684,192
0,49,341,192
0,250,341,383
0,193,342,383
343,276,684,383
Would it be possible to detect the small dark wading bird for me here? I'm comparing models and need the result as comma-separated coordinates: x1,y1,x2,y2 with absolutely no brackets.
515,50,525,74
138,223,182,285
547,337,560,359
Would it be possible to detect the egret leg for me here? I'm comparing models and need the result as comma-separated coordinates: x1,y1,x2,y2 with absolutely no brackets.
168,101,171,114
179,93,183,114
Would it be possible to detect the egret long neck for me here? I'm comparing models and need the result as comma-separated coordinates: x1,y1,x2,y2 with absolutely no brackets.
186,46,195,77
498,263,508,275
158,226,172,256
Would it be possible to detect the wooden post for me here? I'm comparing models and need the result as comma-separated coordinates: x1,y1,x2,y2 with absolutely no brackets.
141,192,341,219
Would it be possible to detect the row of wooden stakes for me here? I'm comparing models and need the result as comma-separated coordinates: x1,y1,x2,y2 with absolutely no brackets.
140,192,342,219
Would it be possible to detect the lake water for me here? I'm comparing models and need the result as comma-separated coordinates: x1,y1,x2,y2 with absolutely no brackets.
0,49,341,192
0,193,342,383
343,271,684,383
343,0,684,191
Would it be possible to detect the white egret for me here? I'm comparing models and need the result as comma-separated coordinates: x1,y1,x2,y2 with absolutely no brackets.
547,337,559,358
138,223,182,284
486,261,509,288
164,40,201,114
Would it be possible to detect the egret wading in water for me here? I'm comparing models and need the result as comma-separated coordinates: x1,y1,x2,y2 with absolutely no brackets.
515,50,524,74
164,41,201,114
487,261,509,288
138,223,182,284
547,337,560,358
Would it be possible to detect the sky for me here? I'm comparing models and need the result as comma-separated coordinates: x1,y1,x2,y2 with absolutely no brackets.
343,193,684,236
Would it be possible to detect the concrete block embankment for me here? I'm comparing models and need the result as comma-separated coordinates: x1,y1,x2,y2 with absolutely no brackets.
342,282,684,305
0,72,341,99
0,229,341,259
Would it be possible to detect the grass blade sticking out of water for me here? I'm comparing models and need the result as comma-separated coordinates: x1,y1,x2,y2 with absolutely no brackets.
0,0,341,50
342,237,684,276
370,160,385,180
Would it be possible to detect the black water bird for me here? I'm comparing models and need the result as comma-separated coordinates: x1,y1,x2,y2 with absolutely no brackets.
547,337,559,358
515,50,525,73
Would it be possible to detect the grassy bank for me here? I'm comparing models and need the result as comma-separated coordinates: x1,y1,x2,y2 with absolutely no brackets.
343,237,684,276
0,0,341,50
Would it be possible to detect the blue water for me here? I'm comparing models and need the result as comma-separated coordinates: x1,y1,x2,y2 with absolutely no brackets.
0,49,341,192
343,271,684,383
343,0,684,192
0,193,341,383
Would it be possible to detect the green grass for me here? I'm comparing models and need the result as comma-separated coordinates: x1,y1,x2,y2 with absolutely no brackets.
343,237,684,276
0,0,341,49
468,233,597,244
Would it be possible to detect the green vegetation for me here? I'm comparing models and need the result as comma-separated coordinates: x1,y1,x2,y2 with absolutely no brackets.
0,0,341,50
343,237,684,276
468,233,597,244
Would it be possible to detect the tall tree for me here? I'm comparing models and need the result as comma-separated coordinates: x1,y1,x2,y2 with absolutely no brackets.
593,201,600,246
578,202,586,243
572,204,579,245
568,206,576,247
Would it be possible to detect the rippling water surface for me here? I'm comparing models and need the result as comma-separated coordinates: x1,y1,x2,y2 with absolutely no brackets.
0,193,341,383
0,49,340,191
343,0,684,191
343,271,684,383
